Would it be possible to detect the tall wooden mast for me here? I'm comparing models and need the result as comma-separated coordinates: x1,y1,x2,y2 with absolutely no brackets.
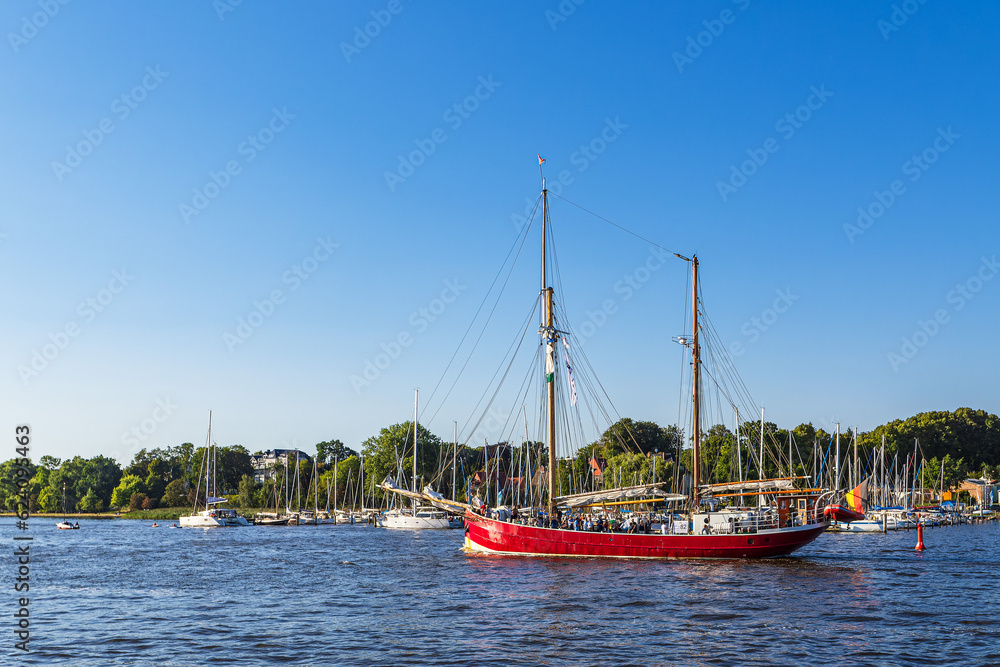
412,388,419,512
690,256,701,507
542,180,557,523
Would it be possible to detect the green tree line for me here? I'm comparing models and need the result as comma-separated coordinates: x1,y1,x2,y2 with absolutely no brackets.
2,408,996,513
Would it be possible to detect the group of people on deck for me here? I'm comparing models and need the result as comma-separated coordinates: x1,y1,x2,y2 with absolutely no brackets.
481,503,658,533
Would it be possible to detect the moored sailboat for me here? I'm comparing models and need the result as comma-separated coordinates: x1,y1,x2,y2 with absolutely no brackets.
382,390,452,529
180,412,249,528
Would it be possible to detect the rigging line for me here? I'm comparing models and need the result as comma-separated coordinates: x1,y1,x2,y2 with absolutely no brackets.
457,297,540,447
421,213,539,427
699,303,760,417
677,265,691,455
562,324,630,444
427,348,540,487
549,192,686,260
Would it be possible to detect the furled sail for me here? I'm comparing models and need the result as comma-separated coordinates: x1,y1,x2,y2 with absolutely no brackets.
423,486,475,514
554,483,686,508
380,477,425,501
379,477,471,515
700,477,797,494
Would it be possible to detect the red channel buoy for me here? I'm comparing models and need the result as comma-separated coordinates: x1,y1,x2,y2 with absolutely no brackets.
915,522,926,551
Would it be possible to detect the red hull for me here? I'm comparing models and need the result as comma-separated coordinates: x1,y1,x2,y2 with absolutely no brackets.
464,512,827,559
824,505,864,523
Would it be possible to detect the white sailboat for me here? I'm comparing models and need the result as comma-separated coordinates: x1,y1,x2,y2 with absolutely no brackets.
382,390,451,529
180,412,248,528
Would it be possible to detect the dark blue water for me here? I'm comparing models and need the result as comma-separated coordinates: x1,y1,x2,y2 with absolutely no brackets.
4,519,998,666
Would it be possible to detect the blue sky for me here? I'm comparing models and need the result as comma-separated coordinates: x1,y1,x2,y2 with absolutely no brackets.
2,1,997,463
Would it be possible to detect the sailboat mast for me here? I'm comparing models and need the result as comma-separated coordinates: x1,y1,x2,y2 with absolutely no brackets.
209,410,215,499
736,407,742,484
413,389,419,509
835,423,840,490
853,427,859,490
758,407,765,508
691,256,700,507
542,180,557,522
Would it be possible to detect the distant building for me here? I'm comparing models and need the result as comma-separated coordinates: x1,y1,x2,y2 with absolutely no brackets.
961,478,998,507
251,449,311,483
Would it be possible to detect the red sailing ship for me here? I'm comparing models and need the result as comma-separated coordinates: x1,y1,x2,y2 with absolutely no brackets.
390,167,830,559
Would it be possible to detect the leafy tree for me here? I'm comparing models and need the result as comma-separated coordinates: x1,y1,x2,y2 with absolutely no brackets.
141,496,157,510
47,457,87,512
79,456,122,509
78,488,103,513
361,422,443,503
0,459,37,511
161,479,188,507
254,480,275,509
111,475,145,509
125,449,157,478
592,418,679,458
315,439,357,465
188,445,253,495
38,486,58,513
861,408,1000,469
237,474,259,508
129,493,148,510
144,459,168,504
39,455,61,470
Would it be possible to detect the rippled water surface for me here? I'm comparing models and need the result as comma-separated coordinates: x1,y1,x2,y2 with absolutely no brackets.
6,518,998,666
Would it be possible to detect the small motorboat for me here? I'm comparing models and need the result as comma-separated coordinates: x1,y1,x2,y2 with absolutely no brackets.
56,521,79,530
824,504,865,523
